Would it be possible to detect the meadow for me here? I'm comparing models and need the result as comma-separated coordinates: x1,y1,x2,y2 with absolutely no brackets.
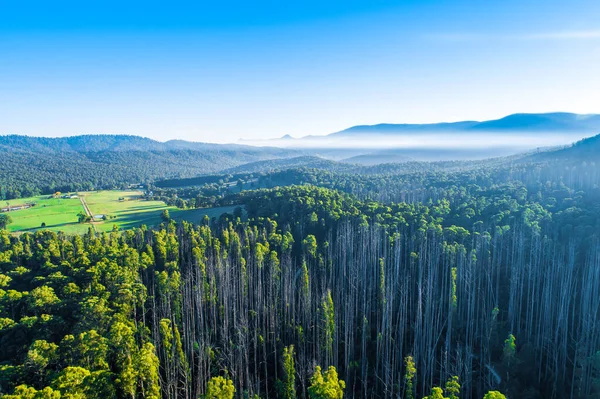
5,190,239,234
4,195,89,235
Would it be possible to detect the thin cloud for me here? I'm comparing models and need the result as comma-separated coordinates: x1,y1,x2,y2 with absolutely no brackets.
426,30,600,42
524,30,600,40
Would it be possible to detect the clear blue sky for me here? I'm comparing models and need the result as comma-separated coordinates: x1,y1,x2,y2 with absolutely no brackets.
1,0,599,143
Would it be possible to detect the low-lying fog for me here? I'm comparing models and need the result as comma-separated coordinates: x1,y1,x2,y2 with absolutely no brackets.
248,131,589,150
241,131,593,161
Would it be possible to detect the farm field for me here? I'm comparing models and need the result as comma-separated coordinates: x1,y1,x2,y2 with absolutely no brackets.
4,195,89,235
4,191,240,235
80,190,239,232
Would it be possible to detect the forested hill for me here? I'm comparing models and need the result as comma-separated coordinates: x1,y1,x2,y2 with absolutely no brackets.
221,156,342,174
0,135,293,154
525,133,600,162
0,135,166,152
154,157,352,188
0,135,297,199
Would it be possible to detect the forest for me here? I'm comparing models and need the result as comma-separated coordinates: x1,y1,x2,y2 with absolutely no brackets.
0,135,599,399
0,135,295,199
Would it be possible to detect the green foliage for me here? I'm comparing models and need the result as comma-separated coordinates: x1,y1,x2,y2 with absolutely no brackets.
28,286,60,313
404,356,416,399
2,385,62,399
136,343,161,399
25,340,58,381
483,391,507,399
308,366,345,399
108,322,136,397
204,376,235,399
444,376,460,399
503,333,516,364
322,290,335,357
303,234,318,258
77,212,91,224
281,345,296,399
0,213,13,230
301,260,310,298
53,366,91,399
422,386,447,399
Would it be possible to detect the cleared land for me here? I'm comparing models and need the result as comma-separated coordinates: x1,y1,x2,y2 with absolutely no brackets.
79,190,238,232
4,190,239,235
5,195,89,235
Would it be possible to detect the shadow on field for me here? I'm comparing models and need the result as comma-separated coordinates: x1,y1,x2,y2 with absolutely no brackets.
115,205,167,212
17,221,81,232
106,206,240,230
110,210,164,230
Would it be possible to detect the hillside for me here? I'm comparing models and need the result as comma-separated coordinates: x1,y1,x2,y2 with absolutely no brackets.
0,135,297,198
525,133,600,163
340,151,413,165
0,134,296,154
154,156,348,188
222,155,343,174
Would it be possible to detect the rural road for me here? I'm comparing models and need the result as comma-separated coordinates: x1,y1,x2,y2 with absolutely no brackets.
79,195,97,232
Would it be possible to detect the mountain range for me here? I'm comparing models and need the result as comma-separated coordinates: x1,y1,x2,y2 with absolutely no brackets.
242,112,600,161
278,113,600,141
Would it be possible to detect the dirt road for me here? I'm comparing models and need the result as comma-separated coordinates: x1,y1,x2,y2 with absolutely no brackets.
79,195,97,232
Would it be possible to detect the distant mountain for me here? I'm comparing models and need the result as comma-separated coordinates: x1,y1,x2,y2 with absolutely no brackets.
329,113,600,137
469,113,600,132
242,113,599,163
330,121,478,136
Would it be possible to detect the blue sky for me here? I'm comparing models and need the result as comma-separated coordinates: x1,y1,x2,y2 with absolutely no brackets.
1,0,599,143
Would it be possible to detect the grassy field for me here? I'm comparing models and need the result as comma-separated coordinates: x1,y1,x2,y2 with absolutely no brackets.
5,195,89,235
4,190,239,235
81,190,239,232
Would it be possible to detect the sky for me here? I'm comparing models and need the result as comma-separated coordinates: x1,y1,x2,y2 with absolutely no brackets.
1,0,599,143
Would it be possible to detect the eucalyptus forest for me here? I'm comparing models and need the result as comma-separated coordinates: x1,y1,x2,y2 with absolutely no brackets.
1,134,599,399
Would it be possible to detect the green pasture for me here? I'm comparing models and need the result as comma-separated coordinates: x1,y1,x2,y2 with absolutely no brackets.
5,190,240,235
4,195,88,234
82,191,239,232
